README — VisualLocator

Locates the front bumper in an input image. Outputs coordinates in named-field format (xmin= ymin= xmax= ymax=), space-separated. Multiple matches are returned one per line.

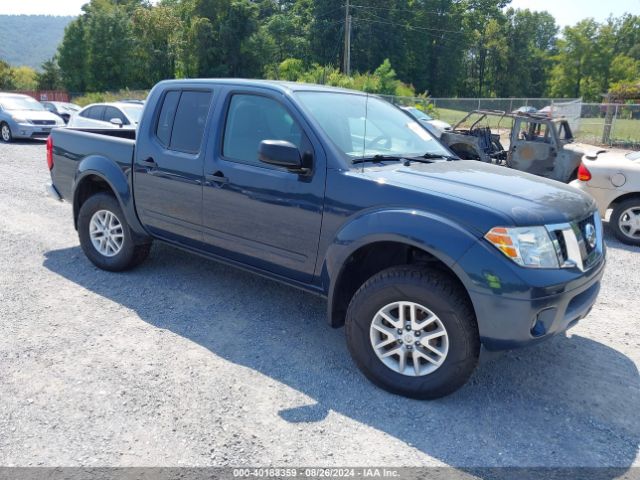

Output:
xmin=11 ymin=122 xmax=58 ymax=139
xmin=456 ymin=239 xmax=605 ymax=351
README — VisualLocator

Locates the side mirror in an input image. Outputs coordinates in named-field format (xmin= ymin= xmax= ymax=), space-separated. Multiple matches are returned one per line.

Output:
xmin=110 ymin=118 xmax=123 ymax=128
xmin=259 ymin=140 xmax=310 ymax=174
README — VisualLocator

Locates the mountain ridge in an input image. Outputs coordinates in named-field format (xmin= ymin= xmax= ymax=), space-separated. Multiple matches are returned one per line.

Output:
xmin=0 ymin=15 xmax=75 ymax=70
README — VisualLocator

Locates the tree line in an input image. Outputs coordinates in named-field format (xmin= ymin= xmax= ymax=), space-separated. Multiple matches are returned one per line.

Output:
xmin=5 ymin=0 xmax=640 ymax=101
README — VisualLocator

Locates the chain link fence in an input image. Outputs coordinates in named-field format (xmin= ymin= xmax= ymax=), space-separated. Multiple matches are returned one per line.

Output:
xmin=382 ymin=95 xmax=640 ymax=149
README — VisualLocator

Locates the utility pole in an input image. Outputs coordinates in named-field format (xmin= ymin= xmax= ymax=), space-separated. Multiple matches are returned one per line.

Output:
xmin=343 ymin=0 xmax=351 ymax=76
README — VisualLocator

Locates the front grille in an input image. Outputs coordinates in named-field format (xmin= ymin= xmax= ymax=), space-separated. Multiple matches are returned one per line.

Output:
xmin=30 ymin=120 xmax=55 ymax=126
xmin=547 ymin=212 xmax=603 ymax=271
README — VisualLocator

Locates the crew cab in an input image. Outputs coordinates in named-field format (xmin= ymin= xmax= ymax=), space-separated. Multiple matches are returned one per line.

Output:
xmin=46 ymin=80 xmax=605 ymax=399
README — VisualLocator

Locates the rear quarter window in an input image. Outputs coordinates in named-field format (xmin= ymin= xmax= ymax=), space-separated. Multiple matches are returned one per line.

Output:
xmin=155 ymin=90 xmax=212 ymax=154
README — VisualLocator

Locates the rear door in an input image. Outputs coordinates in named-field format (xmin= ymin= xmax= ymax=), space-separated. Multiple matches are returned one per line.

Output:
xmin=134 ymin=89 xmax=214 ymax=246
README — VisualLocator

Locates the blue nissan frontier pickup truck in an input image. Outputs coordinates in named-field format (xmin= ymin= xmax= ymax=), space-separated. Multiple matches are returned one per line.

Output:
xmin=46 ymin=79 xmax=605 ymax=398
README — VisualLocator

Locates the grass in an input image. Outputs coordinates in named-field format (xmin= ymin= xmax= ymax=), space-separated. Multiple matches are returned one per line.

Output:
xmin=433 ymin=108 xmax=640 ymax=147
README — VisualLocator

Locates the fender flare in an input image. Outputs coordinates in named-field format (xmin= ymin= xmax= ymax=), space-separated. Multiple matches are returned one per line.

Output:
xmin=320 ymin=208 xmax=480 ymax=326
xmin=72 ymin=155 xmax=148 ymax=238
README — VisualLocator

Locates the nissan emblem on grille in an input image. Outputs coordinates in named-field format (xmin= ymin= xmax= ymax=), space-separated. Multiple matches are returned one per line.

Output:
xmin=584 ymin=223 xmax=596 ymax=249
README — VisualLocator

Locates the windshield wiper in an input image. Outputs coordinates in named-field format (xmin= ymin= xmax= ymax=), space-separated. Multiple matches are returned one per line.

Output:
xmin=419 ymin=152 xmax=459 ymax=161
xmin=351 ymin=154 xmax=407 ymax=165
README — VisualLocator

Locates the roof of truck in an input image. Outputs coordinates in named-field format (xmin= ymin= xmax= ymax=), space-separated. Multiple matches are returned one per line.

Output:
xmin=155 ymin=78 xmax=365 ymax=95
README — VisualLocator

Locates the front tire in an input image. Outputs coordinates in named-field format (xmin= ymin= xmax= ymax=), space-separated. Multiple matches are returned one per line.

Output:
xmin=78 ymin=193 xmax=151 ymax=271
xmin=611 ymin=198 xmax=640 ymax=246
xmin=345 ymin=266 xmax=480 ymax=399
xmin=1 ymin=122 xmax=12 ymax=143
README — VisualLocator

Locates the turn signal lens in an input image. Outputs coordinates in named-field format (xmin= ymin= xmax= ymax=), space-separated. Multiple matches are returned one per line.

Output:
xmin=578 ymin=163 xmax=592 ymax=182
xmin=485 ymin=226 xmax=560 ymax=268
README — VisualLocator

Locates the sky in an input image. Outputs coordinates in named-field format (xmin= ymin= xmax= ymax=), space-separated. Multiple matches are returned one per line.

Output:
xmin=508 ymin=0 xmax=639 ymax=27
xmin=0 ymin=0 xmax=638 ymax=26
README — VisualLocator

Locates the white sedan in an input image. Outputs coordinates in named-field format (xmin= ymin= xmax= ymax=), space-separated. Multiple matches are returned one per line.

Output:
xmin=570 ymin=150 xmax=640 ymax=246
xmin=68 ymin=102 xmax=144 ymax=129
xmin=401 ymin=107 xmax=452 ymax=138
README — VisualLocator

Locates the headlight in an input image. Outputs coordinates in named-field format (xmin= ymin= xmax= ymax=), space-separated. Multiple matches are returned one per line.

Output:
xmin=11 ymin=115 xmax=28 ymax=123
xmin=485 ymin=226 xmax=559 ymax=268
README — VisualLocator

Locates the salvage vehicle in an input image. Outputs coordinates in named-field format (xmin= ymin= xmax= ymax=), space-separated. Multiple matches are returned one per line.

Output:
xmin=571 ymin=150 xmax=640 ymax=246
xmin=0 ymin=93 xmax=65 ymax=142
xmin=46 ymin=80 xmax=605 ymax=399
xmin=440 ymin=110 xmax=586 ymax=183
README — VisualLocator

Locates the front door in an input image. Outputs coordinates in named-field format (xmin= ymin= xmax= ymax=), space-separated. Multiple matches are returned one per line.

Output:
xmin=201 ymin=90 xmax=325 ymax=283
xmin=508 ymin=119 xmax=557 ymax=177
xmin=134 ymin=89 xmax=213 ymax=246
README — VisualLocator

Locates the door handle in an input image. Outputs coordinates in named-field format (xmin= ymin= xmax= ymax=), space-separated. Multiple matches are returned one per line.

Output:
xmin=140 ymin=157 xmax=157 ymax=168
xmin=206 ymin=171 xmax=229 ymax=185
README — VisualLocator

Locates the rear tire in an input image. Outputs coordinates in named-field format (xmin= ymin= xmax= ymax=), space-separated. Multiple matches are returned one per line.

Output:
xmin=610 ymin=198 xmax=640 ymax=246
xmin=78 ymin=193 xmax=151 ymax=271
xmin=345 ymin=266 xmax=480 ymax=399
xmin=1 ymin=122 xmax=12 ymax=143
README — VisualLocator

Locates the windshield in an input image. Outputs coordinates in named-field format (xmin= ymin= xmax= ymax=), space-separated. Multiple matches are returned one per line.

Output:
xmin=626 ymin=151 xmax=640 ymax=161
xmin=295 ymin=92 xmax=451 ymax=161
xmin=120 ymin=105 xmax=143 ymax=123
xmin=0 ymin=96 xmax=45 ymax=111
xmin=59 ymin=103 xmax=80 ymax=112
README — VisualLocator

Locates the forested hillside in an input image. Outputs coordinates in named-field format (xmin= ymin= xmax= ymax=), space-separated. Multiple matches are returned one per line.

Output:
xmin=0 ymin=15 xmax=75 ymax=70
xmin=52 ymin=0 xmax=639 ymax=100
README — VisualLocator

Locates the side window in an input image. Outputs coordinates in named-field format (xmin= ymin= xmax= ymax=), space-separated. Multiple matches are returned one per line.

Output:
xmin=85 ymin=106 xmax=105 ymax=120
xmin=223 ymin=94 xmax=303 ymax=165
xmin=103 ymin=106 xmax=128 ymax=125
xmin=155 ymin=91 xmax=180 ymax=147
xmin=168 ymin=91 xmax=212 ymax=154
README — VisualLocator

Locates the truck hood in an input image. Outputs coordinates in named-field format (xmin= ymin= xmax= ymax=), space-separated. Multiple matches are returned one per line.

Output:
xmin=364 ymin=160 xmax=596 ymax=226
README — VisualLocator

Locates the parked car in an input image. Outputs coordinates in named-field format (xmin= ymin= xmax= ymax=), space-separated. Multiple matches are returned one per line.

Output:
xmin=400 ymin=106 xmax=452 ymax=138
xmin=571 ymin=150 xmax=640 ymax=245
xmin=67 ymin=102 xmax=144 ymax=129
xmin=513 ymin=106 xmax=538 ymax=114
xmin=440 ymin=109 xmax=585 ymax=183
xmin=46 ymin=80 xmax=605 ymax=399
xmin=41 ymin=101 xmax=81 ymax=124
xmin=0 ymin=93 xmax=64 ymax=143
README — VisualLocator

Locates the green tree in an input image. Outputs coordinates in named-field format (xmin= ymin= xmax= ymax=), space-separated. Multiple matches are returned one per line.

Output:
xmin=11 ymin=66 xmax=38 ymax=90
xmin=131 ymin=4 xmax=182 ymax=87
xmin=0 ymin=60 xmax=15 ymax=90
xmin=57 ymin=17 xmax=87 ymax=92
xmin=37 ymin=58 xmax=63 ymax=90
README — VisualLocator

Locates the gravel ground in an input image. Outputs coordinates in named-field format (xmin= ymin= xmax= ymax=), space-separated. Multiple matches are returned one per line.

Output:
xmin=0 ymin=141 xmax=638 ymax=469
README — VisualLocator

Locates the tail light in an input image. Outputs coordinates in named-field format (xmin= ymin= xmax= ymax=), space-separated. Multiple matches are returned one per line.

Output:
xmin=46 ymin=135 xmax=53 ymax=170
xmin=578 ymin=163 xmax=591 ymax=182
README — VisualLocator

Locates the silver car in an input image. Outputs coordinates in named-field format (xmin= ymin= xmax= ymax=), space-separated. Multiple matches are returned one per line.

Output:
xmin=401 ymin=106 xmax=452 ymax=138
xmin=67 ymin=102 xmax=144 ymax=129
xmin=0 ymin=93 xmax=65 ymax=143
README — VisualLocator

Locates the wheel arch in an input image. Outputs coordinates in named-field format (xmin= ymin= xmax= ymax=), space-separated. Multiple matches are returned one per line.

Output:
xmin=608 ymin=191 xmax=640 ymax=211
xmin=321 ymin=209 xmax=480 ymax=328
xmin=72 ymin=155 xmax=148 ymax=240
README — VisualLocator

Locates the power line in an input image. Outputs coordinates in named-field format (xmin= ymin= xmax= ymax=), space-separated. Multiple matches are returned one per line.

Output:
xmin=349 ymin=4 xmax=465 ymax=19
xmin=350 ymin=7 xmax=465 ymax=35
